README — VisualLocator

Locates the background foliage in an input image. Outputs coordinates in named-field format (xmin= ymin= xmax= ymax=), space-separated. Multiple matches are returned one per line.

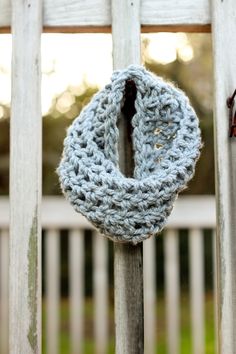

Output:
xmin=0 ymin=34 xmax=213 ymax=195
xmin=0 ymin=33 xmax=214 ymax=297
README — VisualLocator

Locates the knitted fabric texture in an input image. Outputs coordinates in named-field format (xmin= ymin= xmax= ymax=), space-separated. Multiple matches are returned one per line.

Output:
xmin=58 ymin=65 xmax=201 ymax=244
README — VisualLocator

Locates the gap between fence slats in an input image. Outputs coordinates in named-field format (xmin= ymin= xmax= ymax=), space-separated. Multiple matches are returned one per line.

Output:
xmin=46 ymin=229 xmax=60 ymax=354
xmin=69 ymin=229 xmax=84 ymax=354
xmin=0 ymin=229 xmax=9 ymax=354
xmin=143 ymin=237 xmax=156 ymax=354
xmin=164 ymin=229 xmax=180 ymax=354
xmin=93 ymin=233 xmax=108 ymax=354
xmin=189 ymin=229 xmax=205 ymax=354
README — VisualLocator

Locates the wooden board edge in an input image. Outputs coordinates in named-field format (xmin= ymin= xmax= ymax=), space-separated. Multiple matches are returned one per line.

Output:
xmin=0 ymin=24 xmax=211 ymax=34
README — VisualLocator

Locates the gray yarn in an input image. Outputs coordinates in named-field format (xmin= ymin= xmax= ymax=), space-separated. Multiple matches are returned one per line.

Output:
xmin=58 ymin=65 xmax=201 ymax=244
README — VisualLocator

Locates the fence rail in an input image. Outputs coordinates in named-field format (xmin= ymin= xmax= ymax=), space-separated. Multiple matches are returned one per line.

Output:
xmin=0 ymin=195 xmax=216 ymax=229
xmin=0 ymin=196 xmax=216 ymax=354
xmin=0 ymin=0 xmax=211 ymax=32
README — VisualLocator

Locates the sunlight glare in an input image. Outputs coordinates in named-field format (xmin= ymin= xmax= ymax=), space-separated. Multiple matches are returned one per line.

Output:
xmin=41 ymin=34 xmax=112 ymax=115
xmin=144 ymin=33 xmax=193 ymax=65
xmin=0 ymin=33 xmax=194 ymax=116
xmin=145 ymin=33 xmax=178 ymax=64
xmin=178 ymin=44 xmax=194 ymax=62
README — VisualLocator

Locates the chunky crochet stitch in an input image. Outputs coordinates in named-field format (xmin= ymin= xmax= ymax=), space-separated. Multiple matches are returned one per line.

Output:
xmin=58 ymin=65 xmax=201 ymax=244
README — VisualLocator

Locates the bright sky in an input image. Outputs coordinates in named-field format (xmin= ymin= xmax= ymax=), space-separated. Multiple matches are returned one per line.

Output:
xmin=0 ymin=33 xmax=193 ymax=118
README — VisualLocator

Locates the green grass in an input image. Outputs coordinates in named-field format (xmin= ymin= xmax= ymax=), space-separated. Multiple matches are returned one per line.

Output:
xmin=42 ymin=292 xmax=215 ymax=354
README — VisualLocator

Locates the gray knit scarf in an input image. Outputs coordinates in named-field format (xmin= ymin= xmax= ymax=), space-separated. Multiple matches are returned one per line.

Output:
xmin=58 ymin=65 xmax=201 ymax=244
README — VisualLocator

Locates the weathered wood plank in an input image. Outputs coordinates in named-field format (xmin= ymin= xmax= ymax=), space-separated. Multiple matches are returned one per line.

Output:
xmin=0 ymin=229 xmax=9 ymax=354
xmin=113 ymin=243 xmax=144 ymax=354
xmin=69 ymin=229 xmax=84 ymax=354
xmin=141 ymin=0 xmax=210 ymax=26
xmin=0 ymin=196 xmax=216 ymax=229
xmin=9 ymin=0 xmax=42 ymax=352
xmin=46 ymin=229 xmax=60 ymax=354
xmin=112 ymin=1 xmax=144 ymax=353
xmin=164 ymin=229 xmax=180 ymax=354
xmin=211 ymin=1 xmax=236 ymax=352
xmin=93 ymin=233 xmax=108 ymax=354
xmin=189 ymin=229 xmax=205 ymax=354
xmin=143 ymin=237 xmax=156 ymax=354
xmin=0 ymin=0 xmax=210 ymax=31
xmin=212 ymin=230 xmax=219 ymax=354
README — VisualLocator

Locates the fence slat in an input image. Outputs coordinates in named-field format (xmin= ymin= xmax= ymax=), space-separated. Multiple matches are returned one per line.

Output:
xmin=93 ymin=233 xmax=108 ymax=354
xmin=143 ymin=237 xmax=156 ymax=354
xmin=69 ymin=229 xmax=84 ymax=354
xmin=212 ymin=230 xmax=218 ymax=354
xmin=189 ymin=229 xmax=205 ymax=354
xmin=112 ymin=1 xmax=144 ymax=353
xmin=9 ymin=0 xmax=42 ymax=352
xmin=0 ymin=229 xmax=9 ymax=354
xmin=164 ymin=229 xmax=180 ymax=354
xmin=46 ymin=229 xmax=60 ymax=354
xmin=211 ymin=1 xmax=236 ymax=352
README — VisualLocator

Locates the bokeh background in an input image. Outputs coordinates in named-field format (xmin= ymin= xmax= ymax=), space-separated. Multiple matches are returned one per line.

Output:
xmin=0 ymin=33 xmax=215 ymax=353
xmin=0 ymin=33 xmax=214 ymax=196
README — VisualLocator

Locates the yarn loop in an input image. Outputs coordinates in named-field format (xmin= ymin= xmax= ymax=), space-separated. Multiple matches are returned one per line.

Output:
xmin=58 ymin=65 xmax=201 ymax=244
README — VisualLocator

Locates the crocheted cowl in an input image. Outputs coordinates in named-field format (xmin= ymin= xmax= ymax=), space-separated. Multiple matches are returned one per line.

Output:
xmin=58 ymin=65 xmax=201 ymax=244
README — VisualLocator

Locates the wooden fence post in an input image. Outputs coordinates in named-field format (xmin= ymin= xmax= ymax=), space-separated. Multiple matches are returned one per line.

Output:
xmin=112 ymin=1 xmax=144 ymax=353
xmin=9 ymin=0 xmax=42 ymax=352
xmin=212 ymin=1 xmax=236 ymax=352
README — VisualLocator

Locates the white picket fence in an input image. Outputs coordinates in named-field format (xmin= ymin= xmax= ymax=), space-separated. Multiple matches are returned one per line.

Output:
xmin=0 ymin=195 xmax=216 ymax=354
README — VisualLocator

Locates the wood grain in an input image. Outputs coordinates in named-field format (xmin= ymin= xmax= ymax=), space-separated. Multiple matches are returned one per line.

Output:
xmin=0 ymin=0 xmax=11 ymax=27
xmin=211 ymin=0 xmax=236 ymax=352
xmin=112 ymin=1 xmax=144 ymax=353
xmin=141 ymin=0 xmax=210 ymax=26
xmin=0 ymin=0 xmax=210 ymax=31
xmin=9 ymin=0 xmax=42 ymax=352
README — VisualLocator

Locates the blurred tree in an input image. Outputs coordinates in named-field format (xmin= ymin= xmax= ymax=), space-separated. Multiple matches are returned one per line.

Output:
xmin=0 ymin=34 xmax=214 ymax=196
xmin=42 ymin=86 xmax=98 ymax=194
xmin=0 ymin=33 xmax=215 ymax=292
